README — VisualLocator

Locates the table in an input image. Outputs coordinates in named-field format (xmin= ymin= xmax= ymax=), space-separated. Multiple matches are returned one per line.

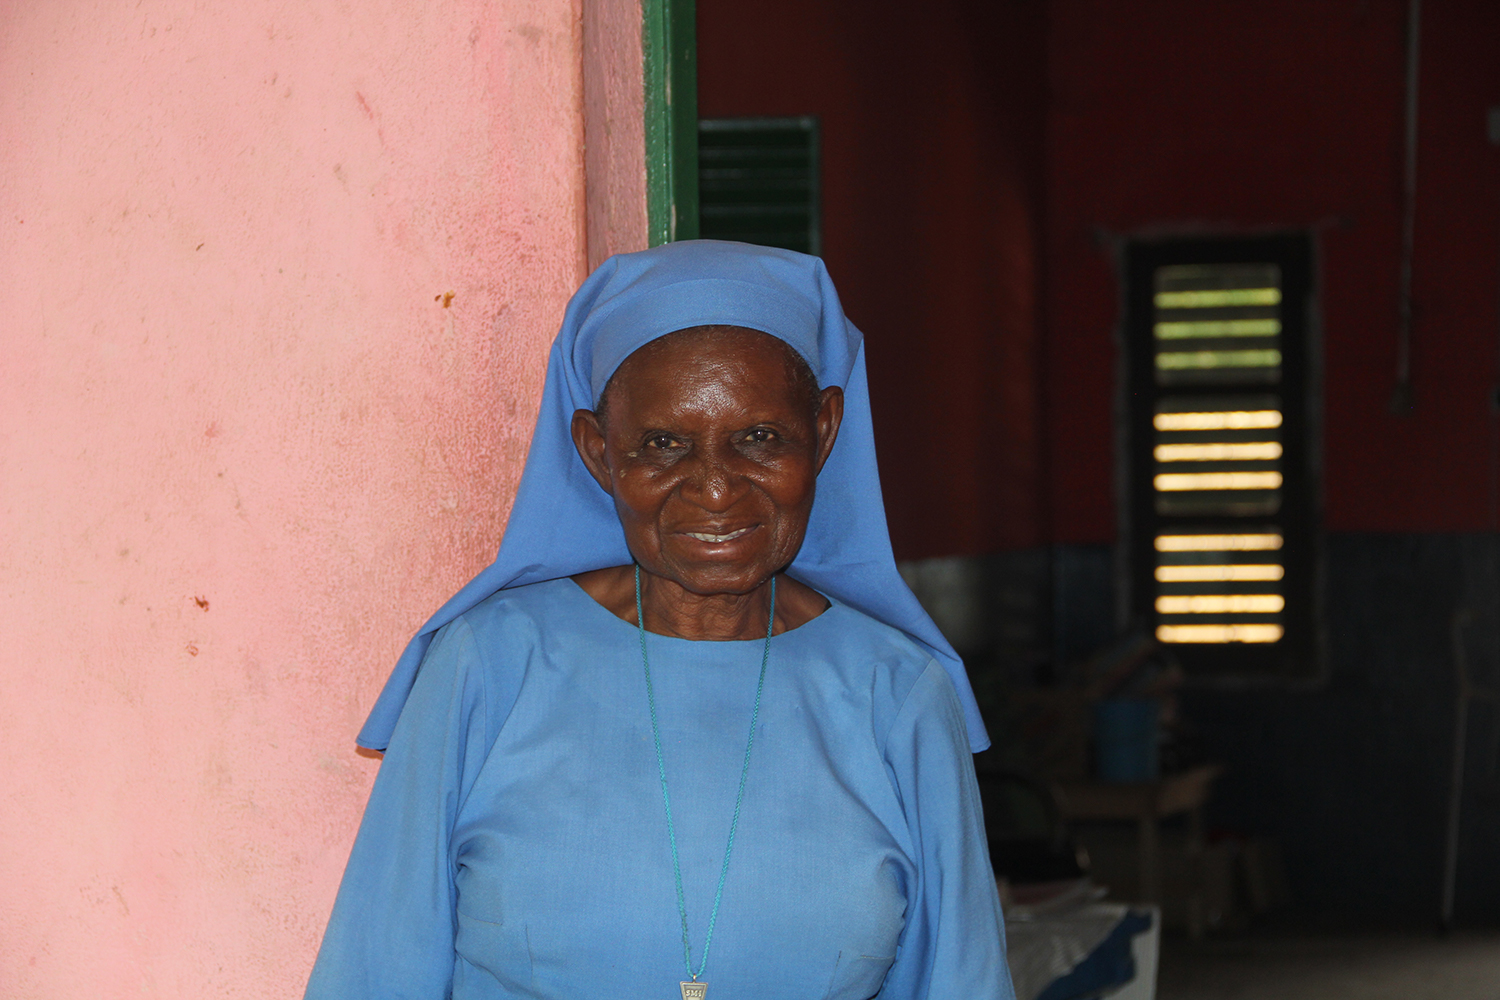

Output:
xmin=1004 ymin=903 xmax=1159 ymax=1000
xmin=1055 ymin=765 xmax=1222 ymax=938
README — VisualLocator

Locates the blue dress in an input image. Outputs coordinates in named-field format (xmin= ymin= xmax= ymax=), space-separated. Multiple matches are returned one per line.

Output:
xmin=306 ymin=578 xmax=1013 ymax=1000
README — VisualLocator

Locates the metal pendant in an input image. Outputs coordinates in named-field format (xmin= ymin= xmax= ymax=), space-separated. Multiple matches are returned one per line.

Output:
xmin=680 ymin=981 xmax=707 ymax=1000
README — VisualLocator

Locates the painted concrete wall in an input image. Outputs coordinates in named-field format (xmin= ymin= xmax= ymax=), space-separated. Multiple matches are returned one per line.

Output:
xmin=1044 ymin=0 xmax=1500 ymax=541
xmin=583 ymin=0 xmax=647 ymax=268
xmin=705 ymin=0 xmax=1500 ymax=555
xmin=0 ymin=0 xmax=639 ymax=994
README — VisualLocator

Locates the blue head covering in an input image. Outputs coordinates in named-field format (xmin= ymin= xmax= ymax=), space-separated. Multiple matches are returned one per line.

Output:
xmin=358 ymin=240 xmax=989 ymax=752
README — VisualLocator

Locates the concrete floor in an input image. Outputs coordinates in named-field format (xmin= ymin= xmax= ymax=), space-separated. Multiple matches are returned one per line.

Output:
xmin=1156 ymin=929 xmax=1500 ymax=1000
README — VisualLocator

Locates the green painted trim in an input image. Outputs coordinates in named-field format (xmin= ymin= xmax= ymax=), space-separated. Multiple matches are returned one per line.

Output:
xmin=642 ymin=0 xmax=698 ymax=245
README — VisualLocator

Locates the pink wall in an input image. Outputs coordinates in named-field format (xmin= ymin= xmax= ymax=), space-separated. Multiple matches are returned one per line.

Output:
xmin=583 ymin=0 xmax=648 ymax=268
xmin=0 ymin=0 xmax=641 ymax=995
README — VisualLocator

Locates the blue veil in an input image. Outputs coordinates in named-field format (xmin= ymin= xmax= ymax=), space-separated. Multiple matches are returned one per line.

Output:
xmin=358 ymin=240 xmax=989 ymax=752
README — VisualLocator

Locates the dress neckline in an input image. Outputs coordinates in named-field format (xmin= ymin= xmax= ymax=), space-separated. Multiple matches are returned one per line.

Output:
xmin=562 ymin=574 xmax=838 ymax=646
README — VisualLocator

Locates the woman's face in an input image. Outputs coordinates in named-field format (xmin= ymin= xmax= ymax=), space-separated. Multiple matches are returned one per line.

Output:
xmin=572 ymin=327 xmax=843 ymax=597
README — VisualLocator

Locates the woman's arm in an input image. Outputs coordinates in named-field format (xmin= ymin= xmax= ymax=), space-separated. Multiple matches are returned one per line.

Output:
xmin=879 ymin=663 xmax=1016 ymax=1000
xmin=304 ymin=618 xmax=495 ymax=1000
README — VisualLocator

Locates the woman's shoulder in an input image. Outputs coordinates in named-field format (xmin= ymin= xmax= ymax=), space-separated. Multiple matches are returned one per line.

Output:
xmin=797 ymin=598 xmax=943 ymax=695
xmin=416 ymin=578 xmax=606 ymax=711
xmin=812 ymin=598 xmax=929 ymax=654
xmin=445 ymin=576 xmax=588 ymax=641
xmin=794 ymin=600 xmax=970 ymax=755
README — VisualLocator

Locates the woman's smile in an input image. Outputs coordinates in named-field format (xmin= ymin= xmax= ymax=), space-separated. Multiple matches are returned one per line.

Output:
xmin=679 ymin=524 xmax=757 ymax=544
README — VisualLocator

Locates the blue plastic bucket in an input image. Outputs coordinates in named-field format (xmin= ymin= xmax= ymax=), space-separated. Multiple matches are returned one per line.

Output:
xmin=1093 ymin=698 xmax=1161 ymax=783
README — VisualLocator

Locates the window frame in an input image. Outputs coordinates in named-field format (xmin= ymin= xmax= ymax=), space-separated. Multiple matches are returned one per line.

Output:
xmin=1121 ymin=233 xmax=1323 ymax=681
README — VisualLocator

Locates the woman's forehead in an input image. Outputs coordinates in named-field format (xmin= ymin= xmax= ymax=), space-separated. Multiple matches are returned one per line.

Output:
xmin=635 ymin=324 xmax=805 ymax=366
xmin=615 ymin=328 xmax=794 ymax=388
xmin=628 ymin=325 xmax=782 ymax=360
xmin=599 ymin=327 xmax=819 ymax=420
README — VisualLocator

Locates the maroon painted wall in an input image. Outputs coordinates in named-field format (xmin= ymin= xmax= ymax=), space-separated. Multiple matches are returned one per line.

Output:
xmin=1045 ymin=0 xmax=1500 ymax=542
xmin=702 ymin=0 xmax=1500 ymax=554
xmin=699 ymin=0 xmax=1050 ymax=559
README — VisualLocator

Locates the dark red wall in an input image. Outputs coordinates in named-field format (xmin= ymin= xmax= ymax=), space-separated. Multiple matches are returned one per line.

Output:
xmin=1045 ymin=0 xmax=1500 ymax=541
xmin=699 ymin=0 xmax=1050 ymax=559
xmin=701 ymin=0 xmax=1500 ymax=554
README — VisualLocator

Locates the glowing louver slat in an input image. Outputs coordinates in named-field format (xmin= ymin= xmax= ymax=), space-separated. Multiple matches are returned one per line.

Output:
xmin=1154 ymin=319 xmax=1281 ymax=339
xmin=1155 ymin=534 xmax=1283 ymax=552
xmin=1154 ymin=442 xmax=1282 ymax=462
xmin=1156 ymin=349 xmax=1281 ymax=371
xmin=1154 ymin=410 xmax=1281 ymax=431
xmin=1155 ymin=287 xmax=1281 ymax=308
xmin=1154 ymin=471 xmax=1284 ymax=492
xmin=1157 ymin=624 xmax=1283 ymax=643
xmin=1155 ymin=564 xmax=1284 ymax=582
xmin=1156 ymin=594 xmax=1286 ymax=614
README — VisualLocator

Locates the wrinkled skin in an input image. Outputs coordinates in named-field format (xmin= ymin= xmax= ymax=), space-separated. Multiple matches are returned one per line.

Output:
xmin=571 ymin=326 xmax=844 ymax=641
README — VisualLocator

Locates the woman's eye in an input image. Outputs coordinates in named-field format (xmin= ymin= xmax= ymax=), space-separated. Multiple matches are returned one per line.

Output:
xmin=744 ymin=428 xmax=779 ymax=444
xmin=645 ymin=434 xmax=680 ymax=450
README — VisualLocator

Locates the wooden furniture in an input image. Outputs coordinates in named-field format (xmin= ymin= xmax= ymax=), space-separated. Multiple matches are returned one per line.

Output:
xmin=1055 ymin=765 xmax=1222 ymax=938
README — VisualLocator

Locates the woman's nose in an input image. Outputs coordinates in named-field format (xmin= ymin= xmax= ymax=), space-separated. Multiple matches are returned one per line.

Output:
xmin=682 ymin=450 xmax=744 ymax=510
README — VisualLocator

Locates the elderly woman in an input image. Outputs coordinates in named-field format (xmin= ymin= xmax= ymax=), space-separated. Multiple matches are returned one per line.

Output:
xmin=305 ymin=241 xmax=1014 ymax=1000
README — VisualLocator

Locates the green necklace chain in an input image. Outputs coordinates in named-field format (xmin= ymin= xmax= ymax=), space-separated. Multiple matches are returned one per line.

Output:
xmin=635 ymin=564 xmax=774 ymax=991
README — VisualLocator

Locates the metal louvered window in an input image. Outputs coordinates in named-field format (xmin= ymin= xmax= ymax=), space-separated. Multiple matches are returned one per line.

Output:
xmin=697 ymin=117 xmax=820 ymax=256
xmin=1125 ymin=236 xmax=1318 ymax=678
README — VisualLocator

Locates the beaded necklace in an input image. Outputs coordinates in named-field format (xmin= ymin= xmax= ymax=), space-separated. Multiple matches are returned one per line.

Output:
xmin=635 ymin=564 xmax=774 ymax=1000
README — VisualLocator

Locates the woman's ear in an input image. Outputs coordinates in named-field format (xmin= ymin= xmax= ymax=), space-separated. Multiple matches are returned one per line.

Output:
xmin=813 ymin=386 xmax=844 ymax=475
xmin=571 ymin=408 xmax=614 ymax=495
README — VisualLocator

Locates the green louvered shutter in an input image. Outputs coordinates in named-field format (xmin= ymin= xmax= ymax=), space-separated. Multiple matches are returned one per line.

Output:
xmin=697 ymin=117 xmax=820 ymax=256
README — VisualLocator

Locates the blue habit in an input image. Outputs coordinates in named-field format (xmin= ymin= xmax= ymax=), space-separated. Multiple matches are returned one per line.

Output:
xmin=305 ymin=579 xmax=1013 ymax=1000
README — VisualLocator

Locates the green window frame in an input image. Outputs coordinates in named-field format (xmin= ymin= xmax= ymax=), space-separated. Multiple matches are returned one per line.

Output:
xmin=643 ymin=0 xmax=698 ymax=245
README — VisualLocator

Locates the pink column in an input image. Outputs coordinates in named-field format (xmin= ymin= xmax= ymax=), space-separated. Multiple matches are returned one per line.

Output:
xmin=0 ymin=0 xmax=640 ymax=995
xmin=584 ymin=0 xmax=649 ymax=267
